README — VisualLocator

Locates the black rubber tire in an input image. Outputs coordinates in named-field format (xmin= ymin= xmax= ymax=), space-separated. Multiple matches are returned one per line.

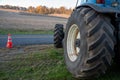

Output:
xmin=54 ymin=24 xmax=64 ymax=48
xmin=64 ymin=7 xmax=115 ymax=79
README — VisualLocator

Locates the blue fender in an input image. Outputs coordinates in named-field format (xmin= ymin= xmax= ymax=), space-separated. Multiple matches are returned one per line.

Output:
xmin=77 ymin=3 xmax=120 ymax=13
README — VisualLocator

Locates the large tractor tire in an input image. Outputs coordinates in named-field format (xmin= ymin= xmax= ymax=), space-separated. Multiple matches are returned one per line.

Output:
xmin=64 ymin=7 xmax=115 ymax=79
xmin=54 ymin=24 xmax=64 ymax=48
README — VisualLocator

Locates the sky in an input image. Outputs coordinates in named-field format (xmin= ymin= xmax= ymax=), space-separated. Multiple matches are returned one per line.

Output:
xmin=0 ymin=0 xmax=77 ymax=8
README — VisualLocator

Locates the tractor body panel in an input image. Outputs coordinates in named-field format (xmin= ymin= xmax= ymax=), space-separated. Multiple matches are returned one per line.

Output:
xmin=77 ymin=0 xmax=120 ymax=13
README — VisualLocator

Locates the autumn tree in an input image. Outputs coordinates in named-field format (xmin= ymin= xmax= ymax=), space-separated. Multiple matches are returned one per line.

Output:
xmin=28 ymin=6 xmax=35 ymax=13
xmin=49 ymin=7 xmax=55 ymax=14
xmin=42 ymin=6 xmax=49 ymax=14
xmin=59 ymin=6 xmax=66 ymax=14
xmin=35 ymin=6 xmax=42 ymax=13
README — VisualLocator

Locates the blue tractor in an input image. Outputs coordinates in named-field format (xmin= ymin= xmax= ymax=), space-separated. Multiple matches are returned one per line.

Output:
xmin=54 ymin=0 xmax=120 ymax=79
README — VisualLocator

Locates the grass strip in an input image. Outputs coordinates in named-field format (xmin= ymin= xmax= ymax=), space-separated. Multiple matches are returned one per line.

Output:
xmin=0 ymin=28 xmax=53 ymax=35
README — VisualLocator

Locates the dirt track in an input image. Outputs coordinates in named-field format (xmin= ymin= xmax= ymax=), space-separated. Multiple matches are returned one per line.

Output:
xmin=0 ymin=10 xmax=67 ymax=30
xmin=0 ymin=44 xmax=51 ymax=62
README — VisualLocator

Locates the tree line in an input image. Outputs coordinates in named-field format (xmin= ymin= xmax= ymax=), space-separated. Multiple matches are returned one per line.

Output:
xmin=28 ymin=5 xmax=72 ymax=15
xmin=0 ymin=5 xmax=27 ymax=11
xmin=0 ymin=5 xmax=73 ymax=15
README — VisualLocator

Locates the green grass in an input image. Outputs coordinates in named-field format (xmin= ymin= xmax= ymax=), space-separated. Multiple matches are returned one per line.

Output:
xmin=0 ymin=46 xmax=120 ymax=80
xmin=0 ymin=47 xmax=75 ymax=80
xmin=0 ymin=28 xmax=53 ymax=35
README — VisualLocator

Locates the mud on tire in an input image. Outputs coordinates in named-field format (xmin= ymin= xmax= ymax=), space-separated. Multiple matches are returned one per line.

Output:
xmin=64 ymin=7 xmax=115 ymax=79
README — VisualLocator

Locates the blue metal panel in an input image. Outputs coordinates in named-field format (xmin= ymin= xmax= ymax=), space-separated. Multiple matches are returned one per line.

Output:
xmin=79 ymin=0 xmax=105 ymax=7
xmin=105 ymin=0 xmax=111 ymax=6
xmin=78 ymin=0 xmax=120 ymax=13
xmin=79 ymin=0 xmax=120 ymax=8
xmin=79 ymin=0 xmax=117 ymax=7
xmin=80 ymin=0 xmax=96 ymax=4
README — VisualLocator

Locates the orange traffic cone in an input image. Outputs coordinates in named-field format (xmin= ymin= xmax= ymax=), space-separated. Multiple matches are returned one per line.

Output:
xmin=6 ymin=34 xmax=13 ymax=48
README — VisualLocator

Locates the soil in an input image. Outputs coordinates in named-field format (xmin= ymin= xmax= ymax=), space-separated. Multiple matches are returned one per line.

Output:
xmin=0 ymin=9 xmax=67 ymax=30
xmin=0 ymin=45 xmax=51 ymax=62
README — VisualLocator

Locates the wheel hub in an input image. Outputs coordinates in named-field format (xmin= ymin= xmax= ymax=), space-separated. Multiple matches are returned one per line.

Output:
xmin=75 ymin=39 xmax=81 ymax=47
xmin=67 ymin=24 xmax=81 ymax=62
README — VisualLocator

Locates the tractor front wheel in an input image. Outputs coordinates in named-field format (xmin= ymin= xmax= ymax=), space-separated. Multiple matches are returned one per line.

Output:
xmin=54 ymin=24 xmax=64 ymax=48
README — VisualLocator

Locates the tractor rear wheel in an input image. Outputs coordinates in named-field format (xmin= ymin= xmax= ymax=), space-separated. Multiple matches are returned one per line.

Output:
xmin=64 ymin=7 xmax=115 ymax=79
xmin=54 ymin=24 xmax=64 ymax=48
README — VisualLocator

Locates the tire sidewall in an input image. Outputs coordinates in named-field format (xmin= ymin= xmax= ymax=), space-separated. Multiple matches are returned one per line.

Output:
xmin=64 ymin=10 xmax=88 ymax=73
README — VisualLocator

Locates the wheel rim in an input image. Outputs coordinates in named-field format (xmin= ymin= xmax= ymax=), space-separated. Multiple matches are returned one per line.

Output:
xmin=67 ymin=24 xmax=81 ymax=62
